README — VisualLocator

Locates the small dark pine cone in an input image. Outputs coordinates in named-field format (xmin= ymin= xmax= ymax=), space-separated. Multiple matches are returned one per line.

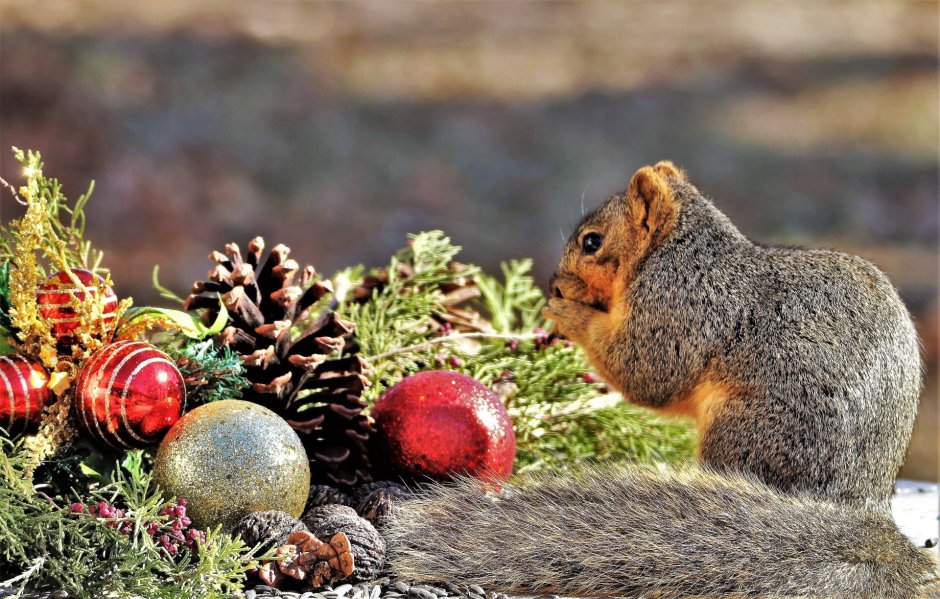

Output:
xmin=303 ymin=510 xmax=386 ymax=582
xmin=302 ymin=503 xmax=359 ymax=527
xmin=350 ymin=480 xmax=412 ymax=506
xmin=232 ymin=510 xmax=307 ymax=551
xmin=356 ymin=488 xmax=402 ymax=530
xmin=354 ymin=482 xmax=413 ymax=530
xmin=308 ymin=484 xmax=355 ymax=509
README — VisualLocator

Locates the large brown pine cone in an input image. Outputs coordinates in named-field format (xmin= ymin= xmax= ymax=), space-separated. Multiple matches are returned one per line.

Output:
xmin=184 ymin=237 xmax=374 ymax=488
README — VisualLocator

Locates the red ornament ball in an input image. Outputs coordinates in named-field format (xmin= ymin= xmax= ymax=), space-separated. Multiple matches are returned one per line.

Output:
xmin=0 ymin=355 xmax=52 ymax=433
xmin=37 ymin=269 xmax=118 ymax=344
xmin=371 ymin=370 xmax=515 ymax=481
xmin=74 ymin=341 xmax=185 ymax=449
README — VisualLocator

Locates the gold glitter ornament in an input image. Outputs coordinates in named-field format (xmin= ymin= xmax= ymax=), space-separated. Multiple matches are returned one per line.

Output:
xmin=153 ymin=400 xmax=311 ymax=533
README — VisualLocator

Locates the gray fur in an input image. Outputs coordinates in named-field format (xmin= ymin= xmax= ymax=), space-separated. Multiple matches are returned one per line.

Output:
xmin=384 ymin=177 xmax=939 ymax=597
xmin=386 ymin=465 xmax=937 ymax=597
xmin=618 ymin=179 xmax=922 ymax=508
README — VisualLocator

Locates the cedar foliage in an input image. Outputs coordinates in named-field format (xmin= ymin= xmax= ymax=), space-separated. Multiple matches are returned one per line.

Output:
xmin=335 ymin=231 xmax=697 ymax=473
xmin=0 ymin=440 xmax=262 ymax=598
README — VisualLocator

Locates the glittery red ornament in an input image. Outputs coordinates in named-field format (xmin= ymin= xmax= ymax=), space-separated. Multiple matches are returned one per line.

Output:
xmin=74 ymin=341 xmax=185 ymax=449
xmin=37 ymin=269 xmax=118 ymax=344
xmin=371 ymin=370 xmax=515 ymax=481
xmin=0 ymin=355 xmax=52 ymax=434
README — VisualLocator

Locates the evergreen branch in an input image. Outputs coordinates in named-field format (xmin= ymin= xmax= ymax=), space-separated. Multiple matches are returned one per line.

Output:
xmin=364 ymin=331 xmax=538 ymax=363
xmin=342 ymin=231 xmax=696 ymax=472
xmin=473 ymin=259 xmax=546 ymax=333
xmin=0 ymin=440 xmax=260 ymax=598
xmin=0 ymin=556 xmax=44 ymax=588
xmin=335 ymin=231 xmax=483 ymax=402
xmin=164 ymin=340 xmax=248 ymax=406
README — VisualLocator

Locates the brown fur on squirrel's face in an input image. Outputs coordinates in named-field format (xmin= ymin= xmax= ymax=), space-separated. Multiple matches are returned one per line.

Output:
xmin=549 ymin=161 xmax=685 ymax=313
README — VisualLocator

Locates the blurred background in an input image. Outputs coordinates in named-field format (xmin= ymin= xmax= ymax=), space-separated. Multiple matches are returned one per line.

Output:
xmin=0 ymin=1 xmax=936 ymax=479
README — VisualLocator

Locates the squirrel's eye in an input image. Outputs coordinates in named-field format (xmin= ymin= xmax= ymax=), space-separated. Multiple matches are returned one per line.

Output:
xmin=581 ymin=232 xmax=603 ymax=254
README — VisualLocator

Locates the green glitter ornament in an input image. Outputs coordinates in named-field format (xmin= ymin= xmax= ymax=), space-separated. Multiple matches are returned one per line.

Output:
xmin=153 ymin=400 xmax=311 ymax=533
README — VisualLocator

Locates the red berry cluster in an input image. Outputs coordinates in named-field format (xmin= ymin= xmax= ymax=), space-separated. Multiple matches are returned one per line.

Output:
xmin=70 ymin=500 xmax=134 ymax=534
xmin=154 ymin=500 xmax=206 ymax=555
xmin=532 ymin=327 xmax=572 ymax=350
xmin=69 ymin=498 xmax=206 ymax=557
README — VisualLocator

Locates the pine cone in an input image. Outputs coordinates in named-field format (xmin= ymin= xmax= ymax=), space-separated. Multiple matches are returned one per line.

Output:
xmin=232 ymin=510 xmax=307 ymax=551
xmin=356 ymin=485 xmax=412 ymax=530
xmin=308 ymin=484 xmax=355 ymax=508
xmin=185 ymin=238 xmax=374 ymax=488
xmin=350 ymin=480 xmax=411 ymax=505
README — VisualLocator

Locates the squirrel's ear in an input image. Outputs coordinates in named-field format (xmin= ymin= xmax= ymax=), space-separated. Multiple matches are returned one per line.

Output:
xmin=652 ymin=160 xmax=687 ymax=182
xmin=625 ymin=165 xmax=679 ymax=238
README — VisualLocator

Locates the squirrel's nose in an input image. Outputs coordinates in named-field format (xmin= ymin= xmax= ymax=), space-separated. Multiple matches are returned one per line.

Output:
xmin=549 ymin=274 xmax=563 ymax=299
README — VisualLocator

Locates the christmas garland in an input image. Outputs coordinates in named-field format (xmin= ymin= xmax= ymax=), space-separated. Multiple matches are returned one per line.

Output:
xmin=0 ymin=148 xmax=695 ymax=597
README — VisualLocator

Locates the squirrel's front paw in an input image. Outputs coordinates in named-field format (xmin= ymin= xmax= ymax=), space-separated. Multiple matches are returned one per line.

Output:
xmin=542 ymin=298 xmax=601 ymax=343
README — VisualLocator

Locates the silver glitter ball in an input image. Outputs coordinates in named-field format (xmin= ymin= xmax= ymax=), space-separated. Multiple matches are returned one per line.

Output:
xmin=153 ymin=400 xmax=311 ymax=533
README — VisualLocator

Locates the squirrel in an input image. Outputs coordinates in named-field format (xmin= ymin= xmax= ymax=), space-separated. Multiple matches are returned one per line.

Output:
xmin=383 ymin=162 xmax=940 ymax=598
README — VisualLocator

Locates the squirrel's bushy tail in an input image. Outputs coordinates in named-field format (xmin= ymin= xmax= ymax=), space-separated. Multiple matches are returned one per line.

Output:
xmin=385 ymin=464 xmax=938 ymax=598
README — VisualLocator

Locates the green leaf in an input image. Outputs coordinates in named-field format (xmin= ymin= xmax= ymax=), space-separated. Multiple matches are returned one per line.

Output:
xmin=121 ymin=303 xmax=229 ymax=340
xmin=151 ymin=265 xmax=185 ymax=304
xmin=78 ymin=462 xmax=102 ymax=479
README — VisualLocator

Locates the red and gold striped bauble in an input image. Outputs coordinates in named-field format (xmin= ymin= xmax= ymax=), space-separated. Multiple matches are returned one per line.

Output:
xmin=0 ymin=355 xmax=51 ymax=434
xmin=74 ymin=341 xmax=185 ymax=449
xmin=36 ymin=269 xmax=118 ymax=344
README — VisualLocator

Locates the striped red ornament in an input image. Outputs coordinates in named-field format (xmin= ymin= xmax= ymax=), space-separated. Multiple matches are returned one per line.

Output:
xmin=74 ymin=341 xmax=186 ymax=449
xmin=0 ymin=355 xmax=51 ymax=434
xmin=36 ymin=269 xmax=118 ymax=344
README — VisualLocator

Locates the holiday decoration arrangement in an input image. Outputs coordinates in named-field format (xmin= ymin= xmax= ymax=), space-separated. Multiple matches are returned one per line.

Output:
xmin=0 ymin=148 xmax=695 ymax=599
